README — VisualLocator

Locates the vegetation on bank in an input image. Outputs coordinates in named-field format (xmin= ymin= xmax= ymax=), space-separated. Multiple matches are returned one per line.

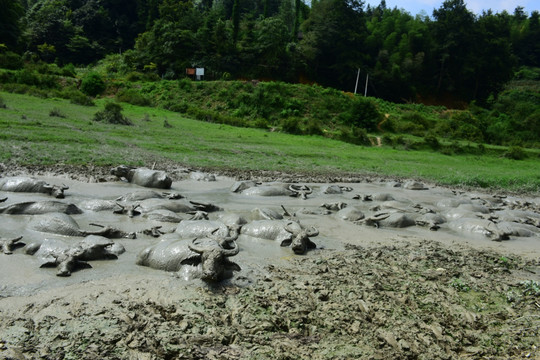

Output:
xmin=1 ymin=90 xmax=539 ymax=192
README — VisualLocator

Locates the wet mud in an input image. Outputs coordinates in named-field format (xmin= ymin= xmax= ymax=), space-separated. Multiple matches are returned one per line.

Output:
xmin=0 ymin=166 xmax=539 ymax=359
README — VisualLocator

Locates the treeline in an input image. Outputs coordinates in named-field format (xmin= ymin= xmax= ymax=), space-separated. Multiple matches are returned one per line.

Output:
xmin=0 ymin=0 xmax=539 ymax=104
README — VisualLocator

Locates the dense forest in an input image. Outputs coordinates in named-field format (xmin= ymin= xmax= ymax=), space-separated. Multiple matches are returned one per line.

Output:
xmin=0 ymin=0 xmax=538 ymax=105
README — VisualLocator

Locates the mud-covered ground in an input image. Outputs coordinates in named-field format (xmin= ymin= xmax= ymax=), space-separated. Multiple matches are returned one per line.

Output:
xmin=0 ymin=164 xmax=539 ymax=359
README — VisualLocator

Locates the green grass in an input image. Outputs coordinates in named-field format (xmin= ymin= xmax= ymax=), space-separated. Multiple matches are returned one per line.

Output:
xmin=1 ymin=91 xmax=540 ymax=192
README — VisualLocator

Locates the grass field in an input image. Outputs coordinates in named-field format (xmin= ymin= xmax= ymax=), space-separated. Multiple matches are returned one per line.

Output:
xmin=1 ymin=91 xmax=539 ymax=192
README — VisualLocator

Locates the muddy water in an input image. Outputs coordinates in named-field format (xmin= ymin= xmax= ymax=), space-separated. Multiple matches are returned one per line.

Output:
xmin=1 ymin=174 xmax=539 ymax=299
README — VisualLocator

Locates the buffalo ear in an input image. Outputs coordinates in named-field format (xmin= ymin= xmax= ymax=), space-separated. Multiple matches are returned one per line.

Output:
xmin=280 ymin=239 xmax=292 ymax=247
xmin=307 ymin=239 xmax=317 ymax=249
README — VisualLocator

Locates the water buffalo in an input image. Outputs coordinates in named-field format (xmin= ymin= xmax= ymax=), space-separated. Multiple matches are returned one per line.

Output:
xmin=24 ymin=236 xmax=125 ymax=276
xmin=335 ymin=207 xmax=365 ymax=222
xmin=289 ymin=184 xmax=313 ymax=199
xmin=321 ymin=185 xmax=353 ymax=194
xmin=115 ymin=190 xmax=183 ymax=201
xmin=143 ymin=209 xmax=183 ymax=223
xmin=136 ymin=235 xmax=241 ymax=282
xmin=447 ymin=218 xmax=510 ymax=241
xmin=0 ymin=201 xmax=82 ymax=215
xmin=0 ymin=236 xmax=25 ymax=254
xmin=29 ymin=213 xmax=136 ymax=239
xmin=240 ymin=220 xmax=302 ymax=246
xmin=0 ymin=177 xmax=69 ymax=198
xmin=113 ymin=202 xmax=141 ymax=218
xmin=281 ymin=224 xmax=319 ymax=254
xmin=241 ymin=184 xmax=294 ymax=197
xmin=110 ymin=165 xmax=172 ymax=189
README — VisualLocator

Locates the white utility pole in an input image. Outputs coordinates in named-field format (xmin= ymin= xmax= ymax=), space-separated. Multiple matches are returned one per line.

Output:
xmin=364 ymin=73 xmax=369 ymax=97
xmin=354 ymin=68 xmax=360 ymax=94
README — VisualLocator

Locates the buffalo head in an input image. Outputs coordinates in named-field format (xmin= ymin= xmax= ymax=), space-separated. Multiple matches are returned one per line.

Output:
xmin=282 ymin=223 xmax=319 ymax=255
xmin=289 ymin=184 xmax=313 ymax=200
xmin=188 ymin=239 xmax=240 ymax=282
xmin=43 ymin=184 xmax=69 ymax=198
xmin=110 ymin=165 xmax=134 ymax=179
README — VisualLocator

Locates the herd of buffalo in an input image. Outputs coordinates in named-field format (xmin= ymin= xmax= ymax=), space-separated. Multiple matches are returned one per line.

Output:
xmin=1 ymin=165 xmax=539 ymax=283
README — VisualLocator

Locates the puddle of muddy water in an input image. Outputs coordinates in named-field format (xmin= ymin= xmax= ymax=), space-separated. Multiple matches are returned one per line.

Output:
xmin=1 ymin=174 xmax=539 ymax=298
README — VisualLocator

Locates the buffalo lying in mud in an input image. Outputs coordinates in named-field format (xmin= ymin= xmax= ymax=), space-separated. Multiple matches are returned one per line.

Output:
xmin=0 ymin=177 xmax=69 ymax=198
xmin=110 ymin=165 xmax=172 ymax=189
xmin=29 ymin=213 xmax=136 ymax=239
xmin=240 ymin=220 xmax=319 ymax=254
xmin=136 ymin=234 xmax=241 ymax=282
xmin=0 ymin=201 xmax=82 ymax=215
xmin=24 ymin=236 xmax=125 ymax=276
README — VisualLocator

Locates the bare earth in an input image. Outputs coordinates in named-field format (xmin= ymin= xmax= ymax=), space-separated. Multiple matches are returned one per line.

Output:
xmin=0 ymin=165 xmax=539 ymax=360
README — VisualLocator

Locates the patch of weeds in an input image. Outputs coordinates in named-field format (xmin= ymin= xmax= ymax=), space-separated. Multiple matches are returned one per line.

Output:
xmin=93 ymin=102 xmax=132 ymax=125
xmin=0 ymin=96 xmax=6 ymax=109
xmin=163 ymin=119 xmax=172 ymax=128
xmin=450 ymin=278 xmax=471 ymax=292
xmin=504 ymin=146 xmax=528 ymax=160
xmin=49 ymin=107 xmax=66 ymax=118
xmin=142 ymin=113 xmax=151 ymax=122
xmin=519 ymin=280 xmax=540 ymax=296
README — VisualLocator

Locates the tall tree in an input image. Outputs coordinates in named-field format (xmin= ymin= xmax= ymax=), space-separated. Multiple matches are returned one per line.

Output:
xmin=431 ymin=0 xmax=476 ymax=99
xmin=0 ymin=0 xmax=25 ymax=49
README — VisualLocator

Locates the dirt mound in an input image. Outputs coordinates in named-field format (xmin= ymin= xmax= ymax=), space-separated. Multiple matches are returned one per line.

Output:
xmin=1 ymin=241 xmax=538 ymax=359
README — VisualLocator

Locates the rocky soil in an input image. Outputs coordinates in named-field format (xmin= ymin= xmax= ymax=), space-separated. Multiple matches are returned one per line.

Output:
xmin=0 ymin=165 xmax=539 ymax=359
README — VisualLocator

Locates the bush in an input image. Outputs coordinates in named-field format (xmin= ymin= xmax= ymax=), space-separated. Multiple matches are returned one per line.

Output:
xmin=280 ymin=117 xmax=303 ymax=135
xmin=339 ymin=126 xmax=370 ymax=146
xmin=116 ymin=88 xmax=152 ymax=106
xmin=423 ymin=134 xmax=440 ymax=150
xmin=341 ymin=97 xmax=382 ymax=131
xmin=49 ymin=107 xmax=65 ymax=118
xmin=304 ymin=118 xmax=324 ymax=136
xmin=93 ymin=102 xmax=132 ymax=125
xmin=504 ymin=146 xmax=527 ymax=160
xmin=0 ymin=51 xmax=23 ymax=70
xmin=81 ymin=72 xmax=105 ymax=97
xmin=67 ymin=90 xmax=95 ymax=106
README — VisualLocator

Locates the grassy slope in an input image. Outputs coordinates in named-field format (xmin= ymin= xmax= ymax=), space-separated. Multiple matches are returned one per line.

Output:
xmin=1 ymin=91 xmax=539 ymax=192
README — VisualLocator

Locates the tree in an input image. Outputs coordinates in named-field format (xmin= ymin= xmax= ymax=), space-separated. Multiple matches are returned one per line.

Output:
xmin=431 ymin=0 xmax=476 ymax=100
xmin=0 ymin=0 xmax=25 ymax=49
xmin=299 ymin=0 xmax=368 ymax=89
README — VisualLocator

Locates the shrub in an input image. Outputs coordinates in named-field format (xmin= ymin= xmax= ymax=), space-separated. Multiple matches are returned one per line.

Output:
xmin=341 ymin=97 xmax=381 ymax=131
xmin=280 ymin=117 xmax=303 ymax=135
xmin=68 ymin=90 xmax=95 ymax=106
xmin=0 ymin=51 xmax=23 ymax=70
xmin=116 ymin=88 xmax=152 ymax=106
xmin=339 ymin=126 xmax=370 ymax=145
xmin=93 ymin=102 xmax=132 ymax=125
xmin=81 ymin=72 xmax=105 ymax=97
xmin=304 ymin=118 xmax=324 ymax=136
xmin=423 ymin=134 xmax=440 ymax=150
xmin=49 ymin=107 xmax=65 ymax=118
xmin=504 ymin=146 xmax=527 ymax=160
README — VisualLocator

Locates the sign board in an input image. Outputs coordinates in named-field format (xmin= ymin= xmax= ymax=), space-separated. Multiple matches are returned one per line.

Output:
xmin=196 ymin=68 xmax=204 ymax=76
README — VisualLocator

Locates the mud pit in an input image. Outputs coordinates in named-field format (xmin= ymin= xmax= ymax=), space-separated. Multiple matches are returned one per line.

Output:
xmin=1 ymin=168 xmax=539 ymax=359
